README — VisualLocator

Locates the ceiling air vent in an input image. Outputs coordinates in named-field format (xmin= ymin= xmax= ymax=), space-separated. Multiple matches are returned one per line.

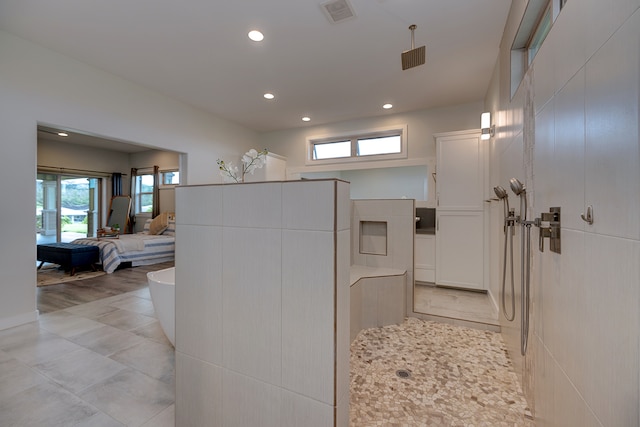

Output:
xmin=320 ymin=0 xmax=356 ymax=24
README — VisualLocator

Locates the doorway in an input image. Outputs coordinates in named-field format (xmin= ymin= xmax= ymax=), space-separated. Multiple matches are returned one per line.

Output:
xmin=36 ymin=173 xmax=102 ymax=244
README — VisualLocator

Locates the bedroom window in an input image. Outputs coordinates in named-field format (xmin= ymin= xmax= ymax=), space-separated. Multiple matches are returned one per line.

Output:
xmin=160 ymin=169 xmax=180 ymax=187
xmin=306 ymin=124 xmax=407 ymax=165
xmin=134 ymin=173 xmax=155 ymax=213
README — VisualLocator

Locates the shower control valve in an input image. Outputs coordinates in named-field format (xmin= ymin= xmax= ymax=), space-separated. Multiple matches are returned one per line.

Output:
xmin=534 ymin=207 xmax=561 ymax=254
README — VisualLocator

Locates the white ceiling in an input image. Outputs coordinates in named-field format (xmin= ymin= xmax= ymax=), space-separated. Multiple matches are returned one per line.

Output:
xmin=0 ymin=0 xmax=511 ymax=133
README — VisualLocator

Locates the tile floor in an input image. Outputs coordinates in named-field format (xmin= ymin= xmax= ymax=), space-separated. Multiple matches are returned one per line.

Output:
xmin=1 ymin=264 xmax=528 ymax=426
xmin=1 ymin=263 xmax=175 ymax=427
xmin=414 ymin=282 xmax=500 ymax=330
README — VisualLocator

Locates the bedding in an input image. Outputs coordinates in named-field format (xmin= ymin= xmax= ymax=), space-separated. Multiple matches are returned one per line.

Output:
xmin=71 ymin=233 xmax=175 ymax=273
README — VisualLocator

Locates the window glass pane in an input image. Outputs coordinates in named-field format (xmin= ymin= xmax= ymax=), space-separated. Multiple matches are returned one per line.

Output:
xmin=527 ymin=6 xmax=552 ymax=65
xmin=140 ymin=194 xmax=153 ymax=212
xmin=357 ymin=135 xmax=401 ymax=156
xmin=162 ymin=171 xmax=179 ymax=185
xmin=139 ymin=174 xmax=154 ymax=192
xmin=313 ymin=140 xmax=351 ymax=160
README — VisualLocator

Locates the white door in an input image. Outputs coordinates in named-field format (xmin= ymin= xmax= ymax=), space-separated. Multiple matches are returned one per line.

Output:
xmin=435 ymin=130 xmax=485 ymax=290
xmin=435 ymin=211 xmax=484 ymax=290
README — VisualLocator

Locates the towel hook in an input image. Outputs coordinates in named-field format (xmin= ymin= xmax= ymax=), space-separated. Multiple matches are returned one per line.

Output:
xmin=580 ymin=205 xmax=594 ymax=225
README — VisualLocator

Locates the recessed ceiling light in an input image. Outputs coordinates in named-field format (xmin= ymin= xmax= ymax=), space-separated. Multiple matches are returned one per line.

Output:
xmin=248 ymin=30 xmax=264 ymax=42
xmin=57 ymin=132 xmax=68 ymax=137
xmin=383 ymin=103 xmax=393 ymax=109
xmin=302 ymin=117 xmax=311 ymax=122
xmin=263 ymin=93 xmax=275 ymax=100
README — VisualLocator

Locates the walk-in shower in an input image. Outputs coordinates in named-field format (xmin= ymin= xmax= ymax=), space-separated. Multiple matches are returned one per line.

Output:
xmin=494 ymin=186 xmax=516 ymax=322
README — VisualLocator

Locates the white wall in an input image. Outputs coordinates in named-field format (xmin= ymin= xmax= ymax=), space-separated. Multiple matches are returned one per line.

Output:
xmin=260 ymin=102 xmax=482 ymax=170
xmin=488 ymin=1 xmax=640 ymax=426
xmin=0 ymin=30 xmax=258 ymax=330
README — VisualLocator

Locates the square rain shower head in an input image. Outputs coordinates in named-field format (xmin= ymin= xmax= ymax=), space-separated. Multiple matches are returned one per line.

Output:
xmin=401 ymin=45 xmax=426 ymax=70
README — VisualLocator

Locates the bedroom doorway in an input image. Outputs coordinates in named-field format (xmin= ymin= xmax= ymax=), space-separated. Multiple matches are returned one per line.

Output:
xmin=36 ymin=173 xmax=102 ymax=244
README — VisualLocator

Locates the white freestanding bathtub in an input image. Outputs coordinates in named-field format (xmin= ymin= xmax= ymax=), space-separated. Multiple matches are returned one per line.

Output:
xmin=147 ymin=267 xmax=175 ymax=346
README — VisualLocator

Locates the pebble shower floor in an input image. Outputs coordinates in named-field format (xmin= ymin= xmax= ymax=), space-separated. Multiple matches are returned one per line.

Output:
xmin=349 ymin=317 xmax=529 ymax=426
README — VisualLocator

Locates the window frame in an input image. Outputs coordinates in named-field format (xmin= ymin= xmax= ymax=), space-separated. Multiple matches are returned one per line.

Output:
xmin=159 ymin=169 xmax=180 ymax=188
xmin=133 ymin=170 xmax=155 ymax=214
xmin=306 ymin=124 xmax=408 ymax=166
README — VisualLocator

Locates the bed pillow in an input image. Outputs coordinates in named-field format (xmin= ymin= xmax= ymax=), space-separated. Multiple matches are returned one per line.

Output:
xmin=148 ymin=212 xmax=169 ymax=235
xmin=163 ymin=218 xmax=176 ymax=236
xmin=142 ymin=218 xmax=153 ymax=234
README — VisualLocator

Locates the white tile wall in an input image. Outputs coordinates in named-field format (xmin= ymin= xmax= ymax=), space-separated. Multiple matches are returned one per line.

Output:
xmin=175 ymin=185 xmax=223 ymax=226
xmin=585 ymin=11 xmax=640 ymax=240
xmin=222 ymin=369 xmax=281 ymax=427
xmin=281 ymin=388 xmax=334 ymax=427
xmin=222 ymin=226 xmax=282 ymax=385
xmin=176 ymin=180 xmax=349 ymax=426
xmin=175 ymin=224 xmax=223 ymax=364
xmin=223 ymin=182 xmax=282 ymax=228
xmin=282 ymin=229 xmax=334 ymax=403
xmin=175 ymin=353 xmax=222 ymax=427
xmin=582 ymin=234 xmax=639 ymax=427
xmin=496 ymin=7 xmax=640 ymax=426
xmin=282 ymin=180 xmax=334 ymax=231
xmin=554 ymin=69 xmax=586 ymax=232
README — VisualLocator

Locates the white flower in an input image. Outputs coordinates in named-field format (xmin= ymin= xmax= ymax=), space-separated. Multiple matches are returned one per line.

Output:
xmin=217 ymin=148 xmax=268 ymax=183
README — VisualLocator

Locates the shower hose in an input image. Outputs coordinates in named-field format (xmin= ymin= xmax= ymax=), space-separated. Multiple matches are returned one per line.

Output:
xmin=501 ymin=218 xmax=515 ymax=321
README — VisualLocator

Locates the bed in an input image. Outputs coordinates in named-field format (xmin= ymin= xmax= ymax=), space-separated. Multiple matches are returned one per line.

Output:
xmin=71 ymin=216 xmax=175 ymax=273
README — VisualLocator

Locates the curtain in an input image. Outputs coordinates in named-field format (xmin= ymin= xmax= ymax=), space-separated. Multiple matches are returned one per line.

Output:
xmin=111 ymin=173 xmax=122 ymax=196
xmin=152 ymin=165 xmax=160 ymax=218
xmin=129 ymin=168 xmax=138 ymax=232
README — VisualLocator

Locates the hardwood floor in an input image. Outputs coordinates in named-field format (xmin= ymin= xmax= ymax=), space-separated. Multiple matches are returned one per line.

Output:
xmin=37 ymin=262 xmax=174 ymax=314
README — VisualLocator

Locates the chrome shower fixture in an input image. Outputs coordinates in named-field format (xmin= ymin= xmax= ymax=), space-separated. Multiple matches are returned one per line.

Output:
xmin=494 ymin=186 xmax=511 ymax=219
xmin=495 ymin=185 xmax=516 ymax=322
xmin=509 ymin=177 xmax=525 ymax=195
xmin=509 ymin=178 xmax=527 ymax=222
xmin=510 ymin=177 xmax=531 ymax=355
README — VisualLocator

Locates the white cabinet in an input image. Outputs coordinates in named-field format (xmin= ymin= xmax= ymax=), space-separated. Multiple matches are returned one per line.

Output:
xmin=434 ymin=130 xmax=485 ymax=290
xmin=414 ymin=234 xmax=435 ymax=282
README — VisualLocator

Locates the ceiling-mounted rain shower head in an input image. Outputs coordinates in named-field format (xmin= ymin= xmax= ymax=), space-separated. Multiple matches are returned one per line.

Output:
xmin=401 ymin=25 xmax=425 ymax=70
xmin=510 ymin=178 xmax=526 ymax=195
xmin=494 ymin=186 xmax=508 ymax=199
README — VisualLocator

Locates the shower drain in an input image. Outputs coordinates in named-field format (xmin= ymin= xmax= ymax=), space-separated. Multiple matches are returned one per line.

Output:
xmin=395 ymin=369 xmax=411 ymax=379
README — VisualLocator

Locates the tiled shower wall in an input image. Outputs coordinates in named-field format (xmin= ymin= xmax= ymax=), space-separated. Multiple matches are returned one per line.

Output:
xmin=489 ymin=1 xmax=640 ymax=426
xmin=351 ymin=199 xmax=415 ymax=314
xmin=174 ymin=180 xmax=351 ymax=427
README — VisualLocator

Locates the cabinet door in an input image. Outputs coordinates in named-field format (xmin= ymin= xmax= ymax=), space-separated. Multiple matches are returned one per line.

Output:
xmin=436 ymin=135 xmax=483 ymax=210
xmin=435 ymin=211 xmax=484 ymax=290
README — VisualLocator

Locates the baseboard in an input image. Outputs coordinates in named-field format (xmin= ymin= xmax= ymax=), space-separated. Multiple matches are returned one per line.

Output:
xmin=0 ymin=310 xmax=38 ymax=331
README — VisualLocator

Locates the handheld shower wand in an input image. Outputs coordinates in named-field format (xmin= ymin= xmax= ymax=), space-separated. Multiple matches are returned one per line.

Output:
xmin=510 ymin=178 xmax=531 ymax=356
xmin=494 ymin=186 xmax=516 ymax=322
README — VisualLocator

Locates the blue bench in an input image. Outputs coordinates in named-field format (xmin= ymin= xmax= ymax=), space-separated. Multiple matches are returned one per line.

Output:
xmin=37 ymin=242 xmax=99 ymax=276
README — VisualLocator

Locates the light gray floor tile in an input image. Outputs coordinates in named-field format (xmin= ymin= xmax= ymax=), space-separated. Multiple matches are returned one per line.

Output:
xmin=0 ymin=326 xmax=85 ymax=367
xmin=108 ymin=295 xmax=157 ymax=317
xmin=0 ymin=381 xmax=99 ymax=427
xmin=69 ymin=324 xmax=146 ymax=356
xmin=38 ymin=311 xmax=105 ymax=338
xmin=0 ymin=357 xmax=49 ymax=401
xmin=130 ymin=287 xmax=152 ymax=300
xmin=414 ymin=283 xmax=499 ymax=325
xmin=33 ymin=348 xmax=127 ymax=393
xmin=131 ymin=320 xmax=172 ymax=346
xmin=110 ymin=340 xmax=175 ymax=385
xmin=73 ymin=411 xmax=126 ymax=427
xmin=141 ymin=403 xmax=174 ymax=427
xmin=63 ymin=302 xmax=121 ymax=319
xmin=95 ymin=309 xmax=156 ymax=331
xmin=82 ymin=368 xmax=174 ymax=427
